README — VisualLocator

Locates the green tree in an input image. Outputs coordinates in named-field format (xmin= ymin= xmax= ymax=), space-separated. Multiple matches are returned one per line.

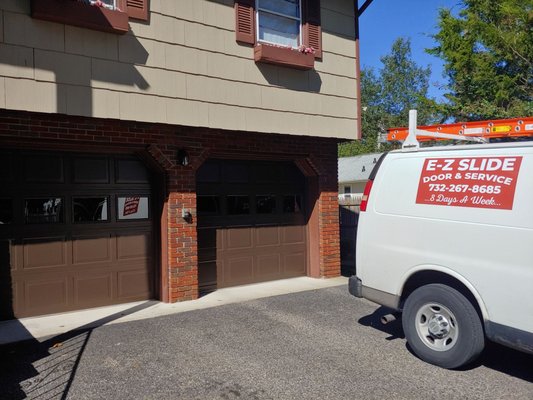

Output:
xmin=339 ymin=38 xmax=442 ymax=157
xmin=429 ymin=0 xmax=533 ymax=120
xmin=379 ymin=38 xmax=442 ymax=128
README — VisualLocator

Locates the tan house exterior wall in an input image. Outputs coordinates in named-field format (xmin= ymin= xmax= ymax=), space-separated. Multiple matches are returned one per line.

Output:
xmin=0 ymin=0 xmax=358 ymax=140
xmin=0 ymin=0 xmax=352 ymax=318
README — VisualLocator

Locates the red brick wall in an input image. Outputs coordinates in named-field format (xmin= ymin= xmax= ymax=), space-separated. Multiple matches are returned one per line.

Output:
xmin=0 ymin=109 xmax=341 ymax=302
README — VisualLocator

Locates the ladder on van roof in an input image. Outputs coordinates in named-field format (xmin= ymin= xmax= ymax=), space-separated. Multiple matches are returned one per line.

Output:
xmin=388 ymin=110 xmax=533 ymax=151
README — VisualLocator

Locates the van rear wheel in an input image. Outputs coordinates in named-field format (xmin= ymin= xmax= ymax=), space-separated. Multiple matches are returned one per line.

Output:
xmin=402 ymin=284 xmax=484 ymax=369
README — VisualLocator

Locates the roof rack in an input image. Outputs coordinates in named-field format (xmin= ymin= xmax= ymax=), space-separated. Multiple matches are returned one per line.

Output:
xmin=388 ymin=110 xmax=533 ymax=151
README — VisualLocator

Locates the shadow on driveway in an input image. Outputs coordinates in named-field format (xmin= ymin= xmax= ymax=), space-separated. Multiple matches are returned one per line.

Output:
xmin=0 ymin=302 xmax=154 ymax=399
xmin=358 ymin=305 xmax=404 ymax=341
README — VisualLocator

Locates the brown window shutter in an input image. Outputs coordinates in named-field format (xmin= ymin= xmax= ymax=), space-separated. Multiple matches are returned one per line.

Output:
xmin=303 ymin=0 xmax=322 ymax=59
xmin=126 ymin=0 xmax=149 ymax=21
xmin=235 ymin=0 xmax=255 ymax=45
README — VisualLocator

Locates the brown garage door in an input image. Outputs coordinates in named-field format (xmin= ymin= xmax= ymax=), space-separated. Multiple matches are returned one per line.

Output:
xmin=197 ymin=160 xmax=307 ymax=291
xmin=0 ymin=150 xmax=155 ymax=319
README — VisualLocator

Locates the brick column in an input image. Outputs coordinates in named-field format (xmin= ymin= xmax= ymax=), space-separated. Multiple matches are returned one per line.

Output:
xmin=318 ymin=189 xmax=341 ymax=278
xmin=316 ymin=145 xmax=341 ymax=278
xmin=167 ymin=191 xmax=198 ymax=301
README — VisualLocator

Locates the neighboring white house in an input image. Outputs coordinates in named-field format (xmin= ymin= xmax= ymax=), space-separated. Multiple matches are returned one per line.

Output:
xmin=338 ymin=153 xmax=383 ymax=203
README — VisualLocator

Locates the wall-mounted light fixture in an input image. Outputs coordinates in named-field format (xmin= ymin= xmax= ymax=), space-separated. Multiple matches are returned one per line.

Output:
xmin=177 ymin=149 xmax=189 ymax=166
xmin=182 ymin=208 xmax=192 ymax=223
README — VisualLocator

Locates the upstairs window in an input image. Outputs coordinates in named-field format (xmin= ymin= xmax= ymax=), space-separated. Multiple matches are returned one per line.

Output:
xmin=257 ymin=0 xmax=301 ymax=48
xmin=235 ymin=0 xmax=322 ymax=65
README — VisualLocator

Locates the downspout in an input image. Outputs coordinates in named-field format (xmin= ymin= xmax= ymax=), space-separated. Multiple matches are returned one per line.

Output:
xmin=354 ymin=0 xmax=374 ymax=140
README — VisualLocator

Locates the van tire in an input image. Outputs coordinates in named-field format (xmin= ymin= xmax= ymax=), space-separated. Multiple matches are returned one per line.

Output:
xmin=402 ymin=284 xmax=485 ymax=369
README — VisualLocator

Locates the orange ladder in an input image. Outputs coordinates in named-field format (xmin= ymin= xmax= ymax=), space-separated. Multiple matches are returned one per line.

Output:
xmin=387 ymin=116 xmax=533 ymax=142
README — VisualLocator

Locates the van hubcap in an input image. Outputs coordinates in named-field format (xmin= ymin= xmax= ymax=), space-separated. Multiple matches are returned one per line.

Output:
xmin=415 ymin=303 xmax=458 ymax=351
xmin=428 ymin=314 xmax=450 ymax=338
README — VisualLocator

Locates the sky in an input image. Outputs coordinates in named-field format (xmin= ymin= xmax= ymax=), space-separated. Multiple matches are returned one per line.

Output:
xmin=359 ymin=0 xmax=462 ymax=100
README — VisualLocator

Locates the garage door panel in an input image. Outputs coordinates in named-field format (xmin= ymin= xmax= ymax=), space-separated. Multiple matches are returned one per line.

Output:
xmin=10 ymin=241 xmax=20 ymax=272
xmin=74 ymin=273 xmax=113 ymax=305
xmin=24 ymin=278 xmax=68 ymax=315
xmin=72 ymin=235 xmax=112 ymax=264
xmin=216 ymin=259 xmax=224 ymax=284
xmin=282 ymin=225 xmax=305 ymax=244
xmin=22 ymin=237 xmax=67 ymax=270
xmin=226 ymin=228 xmax=253 ymax=250
xmin=117 ymin=269 xmax=152 ymax=299
xmin=222 ymin=256 xmax=254 ymax=287
xmin=256 ymin=254 xmax=281 ymax=278
xmin=255 ymin=226 xmax=280 ymax=247
xmin=284 ymin=253 xmax=306 ymax=275
xmin=217 ymin=229 xmax=224 ymax=250
xmin=117 ymin=233 xmax=152 ymax=260
xmin=114 ymin=258 xmax=153 ymax=271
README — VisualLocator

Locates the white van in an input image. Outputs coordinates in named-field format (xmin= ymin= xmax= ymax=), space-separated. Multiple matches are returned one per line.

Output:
xmin=349 ymin=140 xmax=533 ymax=368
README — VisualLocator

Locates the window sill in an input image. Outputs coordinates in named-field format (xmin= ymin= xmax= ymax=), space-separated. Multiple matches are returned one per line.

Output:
xmin=31 ymin=0 xmax=129 ymax=35
xmin=254 ymin=43 xmax=314 ymax=70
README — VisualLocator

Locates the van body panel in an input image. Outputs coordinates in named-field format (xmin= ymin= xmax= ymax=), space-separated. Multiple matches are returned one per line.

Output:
xmin=486 ymin=321 xmax=533 ymax=354
xmin=398 ymin=265 xmax=490 ymax=320
xmin=355 ymin=142 xmax=533 ymax=352
xmin=360 ymin=285 xmax=400 ymax=310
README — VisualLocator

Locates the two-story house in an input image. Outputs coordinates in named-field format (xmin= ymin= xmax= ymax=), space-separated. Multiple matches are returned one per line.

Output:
xmin=0 ymin=0 xmax=359 ymax=319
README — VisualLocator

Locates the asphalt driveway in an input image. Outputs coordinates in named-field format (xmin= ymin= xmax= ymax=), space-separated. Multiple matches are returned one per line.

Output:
xmin=1 ymin=285 xmax=532 ymax=399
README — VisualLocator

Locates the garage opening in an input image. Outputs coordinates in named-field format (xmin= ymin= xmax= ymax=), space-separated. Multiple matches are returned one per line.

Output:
xmin=197 ymin=159 xmax=307 ymax=293
xmin=0 ymin=150 xmax=156 ymax=319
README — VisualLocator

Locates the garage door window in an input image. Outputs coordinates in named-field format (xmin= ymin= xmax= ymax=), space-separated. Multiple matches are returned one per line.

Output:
xmin=25 ymin=198 xmax=63 ymax=223
xmin=117 ymin=196 xmax=149 ymax=220
xmin=73 ymin=157 xmax=109 ymax=183
xmin=198 ymin=196 xmax=221 ymax=216
xmin=283 ymin=195 xmax=302 ymax=213
xmin=73 ymin=197 xmax=108 ymax=222
xmin=0 ymin=199 xmax=13 ymax=224
xmin=256 ymin=195 xmax=277 ymax=214
xmin=228 ymin=195 xmax=250 ymax=215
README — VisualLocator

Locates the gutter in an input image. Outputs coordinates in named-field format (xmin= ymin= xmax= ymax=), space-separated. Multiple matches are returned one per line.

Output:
xmin=354 ymin=0 xmax=374 ymax=141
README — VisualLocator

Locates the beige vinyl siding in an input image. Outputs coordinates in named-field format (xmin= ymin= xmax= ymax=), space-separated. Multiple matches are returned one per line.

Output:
xmin=4 ymin=11 xmax=64 ymax=52
xmin=0 ymin=43 xmax=34 ymax=79
xmin=324 ymin=0 xmax=355 ymax=15
xmin=5 ymin=78 xmax=66 ymax=114
xmin=322 ymin=5 xmax=356 ymax=39
xmin=65 ymin=26 xmax=120 ymax=60
xmin=35 ymin=50 xmax=92 ymax=86
xmin=0 ymin=0 xmax=359 ymax=139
